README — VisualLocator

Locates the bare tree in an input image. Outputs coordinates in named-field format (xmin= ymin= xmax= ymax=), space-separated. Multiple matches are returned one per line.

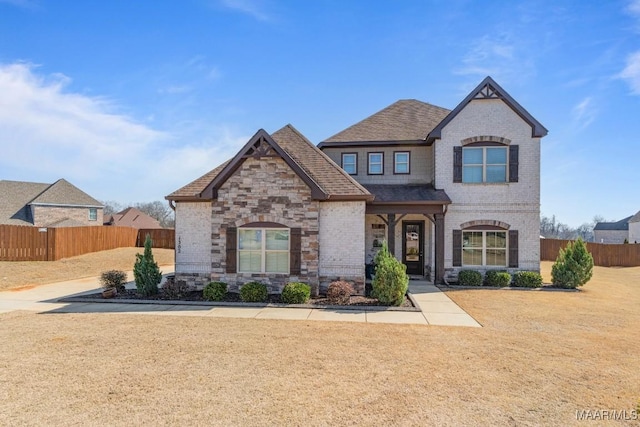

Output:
xmin=101 ymin=200 xmax=125 ymax=217
xmin=134 ymin=201 xmax=175 ymax=228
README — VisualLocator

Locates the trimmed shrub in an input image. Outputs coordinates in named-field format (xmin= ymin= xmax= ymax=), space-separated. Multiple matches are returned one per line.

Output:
xmin=281 ymin=282 xmax=311 ymax=304
xmin=203 ymin=281 xmax=227 ymax=301
xmin=485 ymin=270 xmax=512 ymax=287
xmin=99 ymin=270 xmax=127 ymax=292
xmin=162 ymin=278 xmax=190 ymax=299
xmin=133 ymin=234 xmax=162 ymax=296
xmin=512 ymin=271 xmax=543 ymax=288
xmin=458 ymin=270 xmax=482 ymax=286
xmin=327 ymin=280 xmax=354 ymax=305
xmin=240 ymin=282 xmax=268 ymax=302
xmin=551 ymin=238 xmax=594 ymax=289
xmin=372 ymin=242 xmax=409 ymax=306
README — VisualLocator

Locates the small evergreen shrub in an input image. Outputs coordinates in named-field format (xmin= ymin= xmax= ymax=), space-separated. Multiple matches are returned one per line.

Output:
xmin=133 ymin=234 xmax=162 ymax=296
xmin=327 ymin=280 xmax=354 ymax=305
xmin=281 ymin=282 xmax=311 ymax=304
xmin=99 ymin=270 xmax=127 ymax=291
xmin=372 ymin=242 xmax=409 ymax=306
xmin=240 ymin=282 xmax=268 ymax=302
xmin=458 ymin=270 xmax=482 ymax=286
xmin=551 ymin=238 xmax=594 ymax=289
xmin=512 ymin=271 xmax=543 ymax=288
xmin=485 ymin=270 xmax=511 ymax=287
xmin=162 ymin=278 xmax=190 ymax=299
xmin=203 ymin=281 xmax=227 ymax=301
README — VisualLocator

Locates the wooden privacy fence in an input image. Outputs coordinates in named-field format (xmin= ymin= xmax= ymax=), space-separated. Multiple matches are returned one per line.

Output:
xmin=0 ymin=225 xmax=175 ymax=261
xmin=540 ymin=238 xmax=640 ymax=267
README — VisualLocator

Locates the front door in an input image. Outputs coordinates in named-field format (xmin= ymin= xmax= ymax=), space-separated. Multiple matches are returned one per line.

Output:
xmin=402 ymin=221 xmax=424 ymax=276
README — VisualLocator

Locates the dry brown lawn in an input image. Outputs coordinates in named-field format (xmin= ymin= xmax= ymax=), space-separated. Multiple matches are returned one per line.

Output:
xmin=0 ymin=247 xmax=175 ymax=291
xmin=0 ymin=262 xmax=639 ymax=426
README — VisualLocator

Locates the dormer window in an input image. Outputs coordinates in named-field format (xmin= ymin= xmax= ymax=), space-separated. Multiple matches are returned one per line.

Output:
xmin=341 ymin=153 xmax=357 ymax=175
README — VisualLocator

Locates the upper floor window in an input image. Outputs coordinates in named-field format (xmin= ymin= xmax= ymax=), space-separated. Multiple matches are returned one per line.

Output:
xmin=462 ymin=147 xmax=507 ymax=183
xmin=89 ymin=208 xmax=97 ymax=221
xmin=238 ymin=228 xmax=289 ymax=273
xmin=368 ymin=152 xmax=384 ymax=175
xmin=341 ymin=153 xmax=357 ymax=175
xmin=394 ymin=151 xmax=410 ymax=174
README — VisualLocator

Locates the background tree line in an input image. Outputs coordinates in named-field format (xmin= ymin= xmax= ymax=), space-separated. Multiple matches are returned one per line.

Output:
xmin=540 ymin=214 xmax=608 ymax=242
xmin=101 ymin=200 xmax=175 ymax=228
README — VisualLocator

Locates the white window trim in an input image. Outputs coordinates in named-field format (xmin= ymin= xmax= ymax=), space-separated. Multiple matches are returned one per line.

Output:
xmin=368 ymin=152 xmax=384 ymax=175
xmin=237 ymin=228 xmax=290 ymax=273
xmin=394 ymin=151 xmax=410 ymax=174
xmin=88 ymin=208 xmax=97 ymax=221
xmin=462 ymin=230 xmax=507 ymax=266
xmin=462 ymin=146 xmax=507 ymax=183
xmin=341 ymin=153 xmax=357 ymax=175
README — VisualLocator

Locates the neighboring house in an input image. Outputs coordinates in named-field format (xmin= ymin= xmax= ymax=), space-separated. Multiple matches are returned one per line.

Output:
xmin=104 ymin=207 xmax=162 ymax=229
xmin=594 ymin=212 xmax=640 ymax=243
xmin=167 ymin=76 xmax=546 ymax=293
xmin=0 ymin=179 xmax=103 ymax=227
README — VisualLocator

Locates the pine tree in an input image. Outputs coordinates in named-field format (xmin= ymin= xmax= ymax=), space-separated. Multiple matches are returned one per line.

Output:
xmin=133 ymin=234 xmax=162 ymax=296
xmin=551 ymin=238 xmax=594 ymax=288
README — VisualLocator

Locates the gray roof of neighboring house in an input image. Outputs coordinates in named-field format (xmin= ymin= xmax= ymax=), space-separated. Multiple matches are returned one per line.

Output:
xmin=319 ymin=100 xmax=451 ymax=146
xmin=594 ymin=216 xmax=632 ymax=231
xmin=629 ymin=210 xmax=640 ymax=223
xmin=0 ymin=179 xmax=102 ymax=226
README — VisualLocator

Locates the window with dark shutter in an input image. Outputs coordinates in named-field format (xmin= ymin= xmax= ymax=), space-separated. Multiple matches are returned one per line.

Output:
xmin=509 ymin=145 xmax=519 ymax=183
xmin=452 ymin=229 xmax=462 ymax=266
xmin=226 ymin=227 xmax=237 ymax=273
xmin=453 ymin=146 xmax=463 ymax=183
xmin=290 ymin=228 xmax=301 ymax=275
xmin=508 ymin=230 xmax=519 ymax=268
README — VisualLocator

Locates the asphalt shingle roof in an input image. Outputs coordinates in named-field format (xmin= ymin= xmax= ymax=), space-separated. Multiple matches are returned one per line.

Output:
xmin=594 ymin=216 xmax=632 ymax=231
xmin=363 ymin=184 xmax=452 ymax=204
xmin=321 ymin=99 xmax=451 ymax=143
xmin=105 ymin=207 xmax=162 ymax=229
xmin=167 ymin=125 xmax=371 ymax=201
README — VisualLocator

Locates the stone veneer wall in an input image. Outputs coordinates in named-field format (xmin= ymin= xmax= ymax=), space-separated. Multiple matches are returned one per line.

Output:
xmin=318 ymin=201 xmax=366 ymax=294
xmin=211 ymin=156 xmax=320 ymax=294
xmin=174 ymin=201 xmax=212 ymax=288
xmin=32 ymin=205 xmax=103 ymax=227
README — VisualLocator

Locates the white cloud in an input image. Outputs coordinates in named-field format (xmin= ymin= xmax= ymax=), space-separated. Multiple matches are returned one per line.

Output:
xmin=618 ymin=51 xmax=640 ymax=94
xmin=219 ymin=0 xmax=270 ymax=21
xmin=0 ymin=62 xmax=248 ymax=203
xmin=571 ymin=97 xmax=596 ymax=129
xmin=627 ymin=0 xmax=640 ymax=16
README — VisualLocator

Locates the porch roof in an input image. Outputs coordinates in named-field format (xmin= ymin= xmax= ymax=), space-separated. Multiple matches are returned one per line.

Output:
xmin=363 ymin=184 xmax=451 ymax=215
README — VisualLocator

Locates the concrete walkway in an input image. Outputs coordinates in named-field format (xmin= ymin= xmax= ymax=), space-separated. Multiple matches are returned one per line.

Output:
xmin=0 ymin=272 xmax=480 ymax=327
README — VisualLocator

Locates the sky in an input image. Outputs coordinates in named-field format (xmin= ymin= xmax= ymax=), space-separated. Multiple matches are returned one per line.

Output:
xmin=0 ymin=0 xmax=639 ymax=227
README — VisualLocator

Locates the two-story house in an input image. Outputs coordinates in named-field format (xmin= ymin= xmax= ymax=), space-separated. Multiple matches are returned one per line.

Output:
xmin=166 ymin=76 xmax=546 ymax=294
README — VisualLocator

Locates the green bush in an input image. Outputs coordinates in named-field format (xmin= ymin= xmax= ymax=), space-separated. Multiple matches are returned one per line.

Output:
xmin=512 ymin=271 xmax=543 ymax=288
xmin=458 ymin=270 xmax=482 ymax=286
xmin=99 ymin=270 xmax=127 ymax=291
xmin=326 ymin=280 xmax=354 ymax=305
xmin=240 ymin=282 xmax=268 ymax=302
xmin=551 ymin=238 xmax=594 ymax=289
xmin=203 ymin=281 xmax=227 ymax=301
xmin=133 ymin=234 xmax=162 ymax=296
xmin=485 ymin=270 xmax=512 ymax=287
xmin=162 ymin=278 xmax=190 ymax=299
xmin=372 ymin=242 xmax=408 ymax=306
xmin=281 ymin=282 xmax=311 ymax=304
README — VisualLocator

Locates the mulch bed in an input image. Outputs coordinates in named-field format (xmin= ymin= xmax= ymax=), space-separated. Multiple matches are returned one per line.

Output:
xmin=84 ymin=289 xmax=415 ymax=308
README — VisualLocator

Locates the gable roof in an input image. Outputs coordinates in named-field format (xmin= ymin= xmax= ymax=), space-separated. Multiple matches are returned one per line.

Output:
xmin=105 ymin=207 xmax=162 ymax=229
xmin=0 ymin=179 xmax=102 ymax=226
xmin=166 ymin=125 xmax=372 ymax=202
xmin=594 ymin=216 xmax=632 ymax=231
xmin=427 ymin=76 xmax=548 ymax=143
xmin=629 ymin=211 xmax=640 ymax=223
xmin=318 ymin=100 xmax=451 ymax=147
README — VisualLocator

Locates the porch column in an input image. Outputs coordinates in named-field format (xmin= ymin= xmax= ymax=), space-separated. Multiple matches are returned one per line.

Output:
xmin=434 ymin=213 xmax=445 ymax=284
xmin=387 ymin=213 xmax=396 ymax=255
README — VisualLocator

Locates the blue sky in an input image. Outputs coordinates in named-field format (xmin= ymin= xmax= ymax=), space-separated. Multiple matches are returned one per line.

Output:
xmin=0 ymin=0 xmax=639 ymax=227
